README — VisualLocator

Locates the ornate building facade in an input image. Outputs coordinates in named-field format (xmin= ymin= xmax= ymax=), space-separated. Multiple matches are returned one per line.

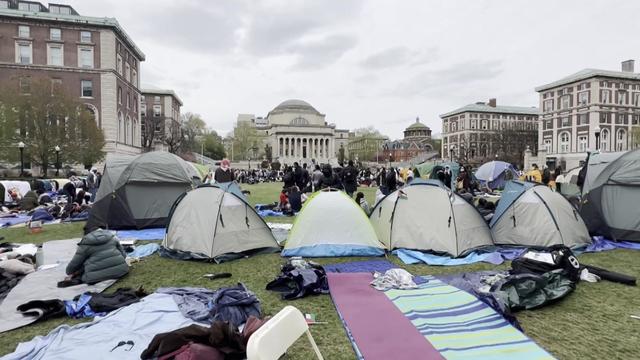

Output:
xmin=237 ymin=99 xmax=350 ymax=165
xmin=380 ymin=118 xmax=435 ymax=163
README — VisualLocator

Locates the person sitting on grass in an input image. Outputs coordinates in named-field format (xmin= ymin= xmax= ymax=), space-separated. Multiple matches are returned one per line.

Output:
xmin=278 ymin=189 xmax=289 ymax=212
xmin=287 ymin=186 xmax=307 ymax=213
xmin=62 ymin=227 xmax=128 ymax=286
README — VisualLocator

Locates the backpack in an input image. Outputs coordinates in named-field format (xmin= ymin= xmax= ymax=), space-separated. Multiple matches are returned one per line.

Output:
xmin=511 ymin=245 xmax=581 ymax=282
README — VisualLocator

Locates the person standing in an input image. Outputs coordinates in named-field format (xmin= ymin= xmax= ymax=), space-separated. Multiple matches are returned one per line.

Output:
xmin=87 ymin=167 xmax=99 ymax=202
xmin=311 ymin=165 xmax=323 ymax=192
xmin=342 ymin=160 xmax=358 ymax=197
xmin=298 ymin=163 xmax=310 ymax=191
xmin=542 ymin=165 xmax=551 ymax=186
xmin=385 ymin=167 xmax=397 ymax=194
xmin=529 ymin=164 xmax=542 ymax=183
xmin=214 ymin=159 xmax=235 ymax=183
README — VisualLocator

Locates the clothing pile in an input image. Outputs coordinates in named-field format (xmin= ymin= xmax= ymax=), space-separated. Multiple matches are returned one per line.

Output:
xmin=0 ymin=243 xmax=36 ymax=300
xmin=14 ymin=287 xmax=148 ymax=322
xmin=141 ymin=315 xmax=269 ymax=360
xmin=158 ymin=284 xmax=262 ymax=326
xmin=266 ymin=258 xmax=329 ymax=300
xmin=370 ymin=268 xmax=418 ymax=291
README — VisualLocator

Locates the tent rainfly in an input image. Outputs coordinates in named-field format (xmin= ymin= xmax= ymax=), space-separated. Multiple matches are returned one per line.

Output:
xmin=580 ymin=149 xmax=640 ymax=241
xmin=282 ymin=189 xmax=385 ymax=257
xmin=86 ymin=152 xmax=200 ymax=230
xmin=162 ymin=185 xmax=279 ymax=263
xmin=491 ymin=180 xmax=591 ymax=248
xmin=370 ymin=179 xmax=494 ymax=257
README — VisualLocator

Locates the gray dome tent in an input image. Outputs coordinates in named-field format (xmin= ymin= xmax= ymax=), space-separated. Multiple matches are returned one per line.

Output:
xmin=580 ymin=149 xmax=640 ymax=241
xmin=370 ymin=180 xmax=494 ymax=257
xmin=491 ymin=181 xmax=591 ymax=248
xmin=162 ymin=185 xmax=279 ymax=262
xmin=86 ymin=152 xmax=200 ymax=230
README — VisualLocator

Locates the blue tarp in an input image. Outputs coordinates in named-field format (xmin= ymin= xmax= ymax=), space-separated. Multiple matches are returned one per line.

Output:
xmin=282 ymin=244 xmax=385 ymax=257
xmin=0 ymin=214 xmax=31 ymax=228
xmin=257 ymin=209 xmax=285 ymax=217
xmin=579 ymin=236 xmax=640 ymax=253
xmin=394 ymin=248 xmax=526 ymax=266
xmin=323 ymin=260 xmax=397 ymax=273
xmin=127 ymin=243 xmax=160 ymax=258
xmin=116 ymin=227 xmax=165 ymax=241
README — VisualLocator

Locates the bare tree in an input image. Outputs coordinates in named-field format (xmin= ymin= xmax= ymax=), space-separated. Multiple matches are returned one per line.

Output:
xmin=164 ymin=119 xmax=183 ymax=154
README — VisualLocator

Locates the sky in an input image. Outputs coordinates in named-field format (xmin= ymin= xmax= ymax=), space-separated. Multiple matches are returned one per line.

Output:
xmin=66 ymin=0 xmax=640 ymax=139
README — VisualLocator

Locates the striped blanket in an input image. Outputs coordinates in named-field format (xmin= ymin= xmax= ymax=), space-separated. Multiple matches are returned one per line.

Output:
xmin=386 ymin=276 xmax=555 ymax=360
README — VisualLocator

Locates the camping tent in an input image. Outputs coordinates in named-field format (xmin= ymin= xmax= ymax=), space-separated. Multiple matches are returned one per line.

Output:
xmin=580 ymin=151 xmax=626 ymax=195
xmin=555 ymin=166 xmax=582 ymax=197
xmin=428 ymin=162 xmax=460 ymax=189
xmin=86 ymin=152 xmax=200 ymax=230
xmin=474 ymin=161 xmax=517 ymax=190
xmin=490 ymin=180 xmax=591 ymax=248
xmin=282 ymin=189 xmax=385 ymax=257
xmin=414 ymin=162 xmax=437 ymax=179
xmin=370 ymin=179 xmax=493 ymax=257
xmin=0 ymin=181 xmax=31 ymax=204
xmin=580 ymin=149 xmax=640 ymax=241
xmin=162 ymin=185 xmax=279 ymax=262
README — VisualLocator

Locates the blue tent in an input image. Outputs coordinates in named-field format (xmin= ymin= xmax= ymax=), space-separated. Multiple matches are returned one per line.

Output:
xmin=475 ymin=161 xmax=518 ymax=190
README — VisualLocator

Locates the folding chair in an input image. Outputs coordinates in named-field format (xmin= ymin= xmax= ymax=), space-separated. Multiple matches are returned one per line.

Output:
xmin=246 ymin=305 xmax=324 ymax=360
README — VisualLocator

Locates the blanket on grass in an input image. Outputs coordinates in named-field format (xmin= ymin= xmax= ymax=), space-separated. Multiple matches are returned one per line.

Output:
xmin=387 ymin=276 xmax=555 ymax=359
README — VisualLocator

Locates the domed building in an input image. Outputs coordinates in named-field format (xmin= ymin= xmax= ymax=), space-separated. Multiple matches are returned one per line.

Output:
xmin=382 ymin=117 xmax=436 ymax=163
xmin=236 ymin=99 xmax=350 ymax=165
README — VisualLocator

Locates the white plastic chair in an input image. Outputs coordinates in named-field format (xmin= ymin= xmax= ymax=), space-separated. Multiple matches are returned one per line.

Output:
xmin=246 ymin=305 xmax=324 ymax=360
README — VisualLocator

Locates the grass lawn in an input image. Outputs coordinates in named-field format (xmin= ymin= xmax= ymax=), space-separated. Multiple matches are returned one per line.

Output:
xmin=0 ymin=182 xmax=638 ymax=359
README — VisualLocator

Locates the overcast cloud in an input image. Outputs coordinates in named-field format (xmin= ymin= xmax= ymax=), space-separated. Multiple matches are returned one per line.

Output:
xmin=66 ymin=0 xmax=640 ymax=138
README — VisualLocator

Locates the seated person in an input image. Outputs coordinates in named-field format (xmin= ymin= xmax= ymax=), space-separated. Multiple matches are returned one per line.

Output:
xmin=278 ymin=189 xmax=289 ymax=211
xmin=65 ymin=227 xmax=128 ymax=285
xmin=288 ymin=186 xmax=304 ymax=213
xmin=19 ymin=190 xmax=39 ymax=211
xmin=75 ymin=190 xmax=90 ymax=205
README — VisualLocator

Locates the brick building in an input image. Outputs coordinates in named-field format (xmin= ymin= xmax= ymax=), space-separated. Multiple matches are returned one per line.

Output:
xmin=141 ymin=88 xmax=182 ymax=151
xmin=0 ymin=1 xmax=145 ymax=158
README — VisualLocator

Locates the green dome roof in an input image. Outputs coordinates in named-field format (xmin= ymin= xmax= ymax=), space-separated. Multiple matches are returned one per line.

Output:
xmin=406 ymin=117 xmax=429 ymax=130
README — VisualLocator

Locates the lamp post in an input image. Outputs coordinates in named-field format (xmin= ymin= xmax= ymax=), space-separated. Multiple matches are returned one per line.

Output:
xmin=18 ymin=141 xmax=25 ymax=177
xmin=594 ymin=126 xmax=601 ymax=151
xmin=55 ymin=145 xmax=61 ymax=176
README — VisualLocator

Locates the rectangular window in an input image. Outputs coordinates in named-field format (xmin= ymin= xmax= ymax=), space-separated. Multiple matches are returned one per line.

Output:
xmin=29 ymin=3 xmax=39 ymax=11
xmin=125 ymin=63 xmax=130 ymax=82
xmin=544 ymin=139 xmax=552 ymax=152
xmin=633 ymin=115 xmax=639 ymax=125
xmin=131 ymin=70 xmax=137 ymax=87
xmin=18 ymin=2 xmax=28 ymax=10
xmin=600 ymin=112 xmax=611 ymax=124
xmin=118 ymin=87 xmax=122 ymax=104
xmin=578 ymin=136 xmax=588 ymax=152
xmin=635 ymin=93 xmax=640 ymax=106
xmin=50 ymin=28 xmax=62 ymax=41
xmin=470 ymin=120 xmax=476 ymax=129
xmin=116 ymin=55 xmax=122 ymax=75
xmin=578 ymin=113 xmax=589 ymax=125
xmin=153 ymin=105 xmax=161 ymax=117
xmin=16 ymin=42 xmax=32 ymax=64
xmin=0 ymin=1 xmax=8 ymax=9
xmin=561 ymin=95 xmax=570 ymax=110
xmin=80 ymin=31 xmax=92 ymax=43
xmin=127 ymin=93 xmax=131 ymax=109
xmin=19 ymin=76 xmax=30 ymax=94
xmin=81 ymin=80 xmax=93 ymax=97
xmin=601 ymin=90 xmax=611 ymax=103
xmin=578 ymin=91 xmax=589 ymax=105
xmin=18 ymin=25 xmax=30 ymax=38
xmin=78 ymin=47 xmax=94 ymax=68
xmin=543 ymin=99 xmax=553 ymax=112
xmin=50 ymin=78 xmax=62 ymax=95
xmin=154 ymin=96 xmax=160 ymax=103
xmin=616 ymin=114 xmax=627 ymax=125
xmin=561 ymin=117 xmax=570 ymax=127
xmin=618 ymin=91 xmax=627 ymax=105
xmin=47 ymin=44 xmax=63 ymax=66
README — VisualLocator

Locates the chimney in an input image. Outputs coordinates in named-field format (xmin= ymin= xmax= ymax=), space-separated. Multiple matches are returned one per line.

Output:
xmin=488 ymin=98 xmax=497 ymax=107
xmin=621 ymin=59 xmax=635 ymax=73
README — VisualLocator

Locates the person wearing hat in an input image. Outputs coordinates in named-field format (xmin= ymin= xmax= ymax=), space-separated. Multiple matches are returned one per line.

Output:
xmin=214 ymin=159 xmax=235 ymax=183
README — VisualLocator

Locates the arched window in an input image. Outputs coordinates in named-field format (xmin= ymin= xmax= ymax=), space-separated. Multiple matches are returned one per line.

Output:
xmin=84 ymin=103 xmax=100 ymax=128
xmin=616 ymin=129 xmax=627 ymax=151
xmin=559 ymin=132 xmax=570 ymax=153
xmin=117 ymin=112 xmax=123 ymax=142
xmin=290 ymin=117 xmax=309 ymax=126
xmin=601 ymin=129 xmax=609 ymax=151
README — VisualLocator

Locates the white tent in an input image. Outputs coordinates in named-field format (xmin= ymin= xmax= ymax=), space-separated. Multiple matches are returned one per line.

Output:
xmin=370 ymin=180 xmax=494 ymax=257
xmin=491 ymin=181 xmax=591 ymax=248
xmin=162 ymin=185 xmax=279 ymax=263
xmin=282 ymin=189 xmax=385 ymax=257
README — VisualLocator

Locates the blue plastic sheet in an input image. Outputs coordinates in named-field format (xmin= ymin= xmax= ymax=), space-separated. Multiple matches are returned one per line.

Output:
xmin=0 ymin=214 xmax=31 ymax=228
xmin=257 ymin=209 xmax=285 ymax=217
xmin=393 ymin=248 xmax=526 ymax=266
xmin=579 ymin=236 xmax=640 ymax=253
xmin=64 ymin=294 xmax=106 ymax=319
xmin=127 ymin=243 xmax=160 ymax=258
xmin=116 ymin=227 xmax=165 ymax=241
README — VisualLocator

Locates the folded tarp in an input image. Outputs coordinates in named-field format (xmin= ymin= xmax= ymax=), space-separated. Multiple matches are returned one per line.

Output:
xmin=0 ymin=214 xmax=31 ymax=228
xmin=323 ymin=259 xmax=398 ymax=274
xmin=327 ymin=273 xmax=443 ymax=360
xmin=127 ymin=243 xmax=160 ymax=259
xmin=2 ymin=293 xmax=195 ymax=359
xmin=387 ymin=276 xmax=555 ymax=359
xmin=394 ymin=248 xmax=526 ymax=266
xmin=116 ymin=227 xmax=166 ymax=241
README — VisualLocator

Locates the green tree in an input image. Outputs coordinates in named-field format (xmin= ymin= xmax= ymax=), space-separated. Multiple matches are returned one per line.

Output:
xmin=201 ymin=130 xmax=226 ymax=160
xmin=180 ymin=112 xmax=207 ymax=153
xmin=230 ymin=121 xmax=263 ymax=161
xmin=0 ymin=78 xmax=105 ymax=175
xmin=349 ymin=126 xmax=387 ymax=161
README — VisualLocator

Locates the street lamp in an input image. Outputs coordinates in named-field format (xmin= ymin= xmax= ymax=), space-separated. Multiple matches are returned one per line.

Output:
xmin=55 ymin=145 xmax=61 ymax=176
xmin=594 ymin=126 xmax=601 ymax=151
xmin=18 ymin=141 xmax=25 ymax=177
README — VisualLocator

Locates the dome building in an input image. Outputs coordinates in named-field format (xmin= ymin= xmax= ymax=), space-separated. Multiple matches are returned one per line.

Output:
xmin=236 ymin=99 xmax=350 ymax=165
xmin=381 ymin=117 xmax=436 ymax=163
